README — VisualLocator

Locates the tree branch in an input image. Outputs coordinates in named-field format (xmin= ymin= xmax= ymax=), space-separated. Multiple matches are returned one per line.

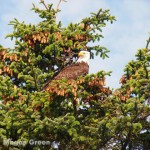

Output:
xmin=146 ymin=36 xmax=150 ymax=49
xmin=55 ymin=0 xmax=67 ymax=21
xmin=40 ymin=0 xmax=48 ymax=10
xmin=56 ymin=0 xmax=62 ymax=12
xmin=56 ymin=0 xmax=68 ymax=12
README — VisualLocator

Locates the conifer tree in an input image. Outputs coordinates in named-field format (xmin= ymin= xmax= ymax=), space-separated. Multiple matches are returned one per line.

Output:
xmin=0 ymin=0 xmax=115 ymax=149
xmin=112 ymin=38 xmax=150 ymax=149
xmin=0 ymin=0 xmax=149 ymax=150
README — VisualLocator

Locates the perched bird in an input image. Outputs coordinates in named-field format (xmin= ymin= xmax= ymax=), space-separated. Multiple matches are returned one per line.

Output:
xmin=42 ymin=50 xmax=90 ymax=90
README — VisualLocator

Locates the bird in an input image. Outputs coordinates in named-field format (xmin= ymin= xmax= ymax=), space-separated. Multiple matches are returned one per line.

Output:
xmin=42 ymin=50 xmax=90 ymax=91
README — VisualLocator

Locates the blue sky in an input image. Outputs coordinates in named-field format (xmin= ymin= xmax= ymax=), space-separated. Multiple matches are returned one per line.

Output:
xmin=0 ymin=0 xmax=150 ymax=89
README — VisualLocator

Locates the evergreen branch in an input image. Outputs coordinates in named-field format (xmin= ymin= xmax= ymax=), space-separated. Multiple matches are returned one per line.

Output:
xmin=31 ymin=66 xmax=39 ymax=91
xmin=146 ymin=36 xmax=150 ymax=49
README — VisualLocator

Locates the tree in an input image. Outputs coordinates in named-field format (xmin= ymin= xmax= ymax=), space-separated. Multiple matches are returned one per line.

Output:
xmin=112 ymin=39 xmax=150 ymax=149
xmin=0 ymin=0 xmax=149 ymax=150
xmin=100 ymin=41 xmax=150 ymax=149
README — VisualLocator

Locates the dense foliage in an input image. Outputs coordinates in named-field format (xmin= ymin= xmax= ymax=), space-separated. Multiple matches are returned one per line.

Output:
xmin=0 ymin=1 xmax=149 ymax=150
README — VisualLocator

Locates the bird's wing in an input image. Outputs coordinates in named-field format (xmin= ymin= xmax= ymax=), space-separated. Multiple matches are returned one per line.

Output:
xmin=42 ymin=62 xmax=89 ymax=91
xmin=54 ymin=62 xmax=89 ymax=80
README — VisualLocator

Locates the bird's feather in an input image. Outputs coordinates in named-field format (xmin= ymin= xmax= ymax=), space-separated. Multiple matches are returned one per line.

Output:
xmin=42 ymin=62 xmax=89 ymax=90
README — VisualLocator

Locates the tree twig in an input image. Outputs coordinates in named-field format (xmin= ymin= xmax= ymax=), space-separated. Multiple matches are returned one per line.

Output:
xmin=40 ymin=0 xmax=48 ymax=10
xmin=56 ymin=0 xmax=62 ymax=12
xmin=53 ymin=0 xmax=62 ymax=22
xmin=146 ymin=36 xmax=150 ymax=49
xmin=55 ymin=0 xmax=67 ymax=21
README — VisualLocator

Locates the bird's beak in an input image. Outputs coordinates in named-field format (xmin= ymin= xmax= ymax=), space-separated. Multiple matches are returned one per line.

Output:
xmin=78 ymin=51 xmax=84 ymax=57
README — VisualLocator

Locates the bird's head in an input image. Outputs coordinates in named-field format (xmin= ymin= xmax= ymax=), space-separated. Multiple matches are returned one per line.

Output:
xmin=77 ymin=50 xmax=90 ymax=63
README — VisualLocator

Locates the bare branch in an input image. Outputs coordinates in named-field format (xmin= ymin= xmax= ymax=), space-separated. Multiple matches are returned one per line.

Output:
xmin=54 ymin=0 xmax=64 ymax=22
xmin=40 ymin=0 xmax=67 ymax=22
xmin=40 ymin=0 xmax=49 ymax=10
xmin=56 ymin=0 xmax=62 ymax=12
xmin=56 ymin=0 xmax=67 ymax=15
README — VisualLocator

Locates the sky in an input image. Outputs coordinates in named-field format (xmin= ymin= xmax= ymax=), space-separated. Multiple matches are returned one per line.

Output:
xmin=0 ymin=0 xmax=150 ymax=89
